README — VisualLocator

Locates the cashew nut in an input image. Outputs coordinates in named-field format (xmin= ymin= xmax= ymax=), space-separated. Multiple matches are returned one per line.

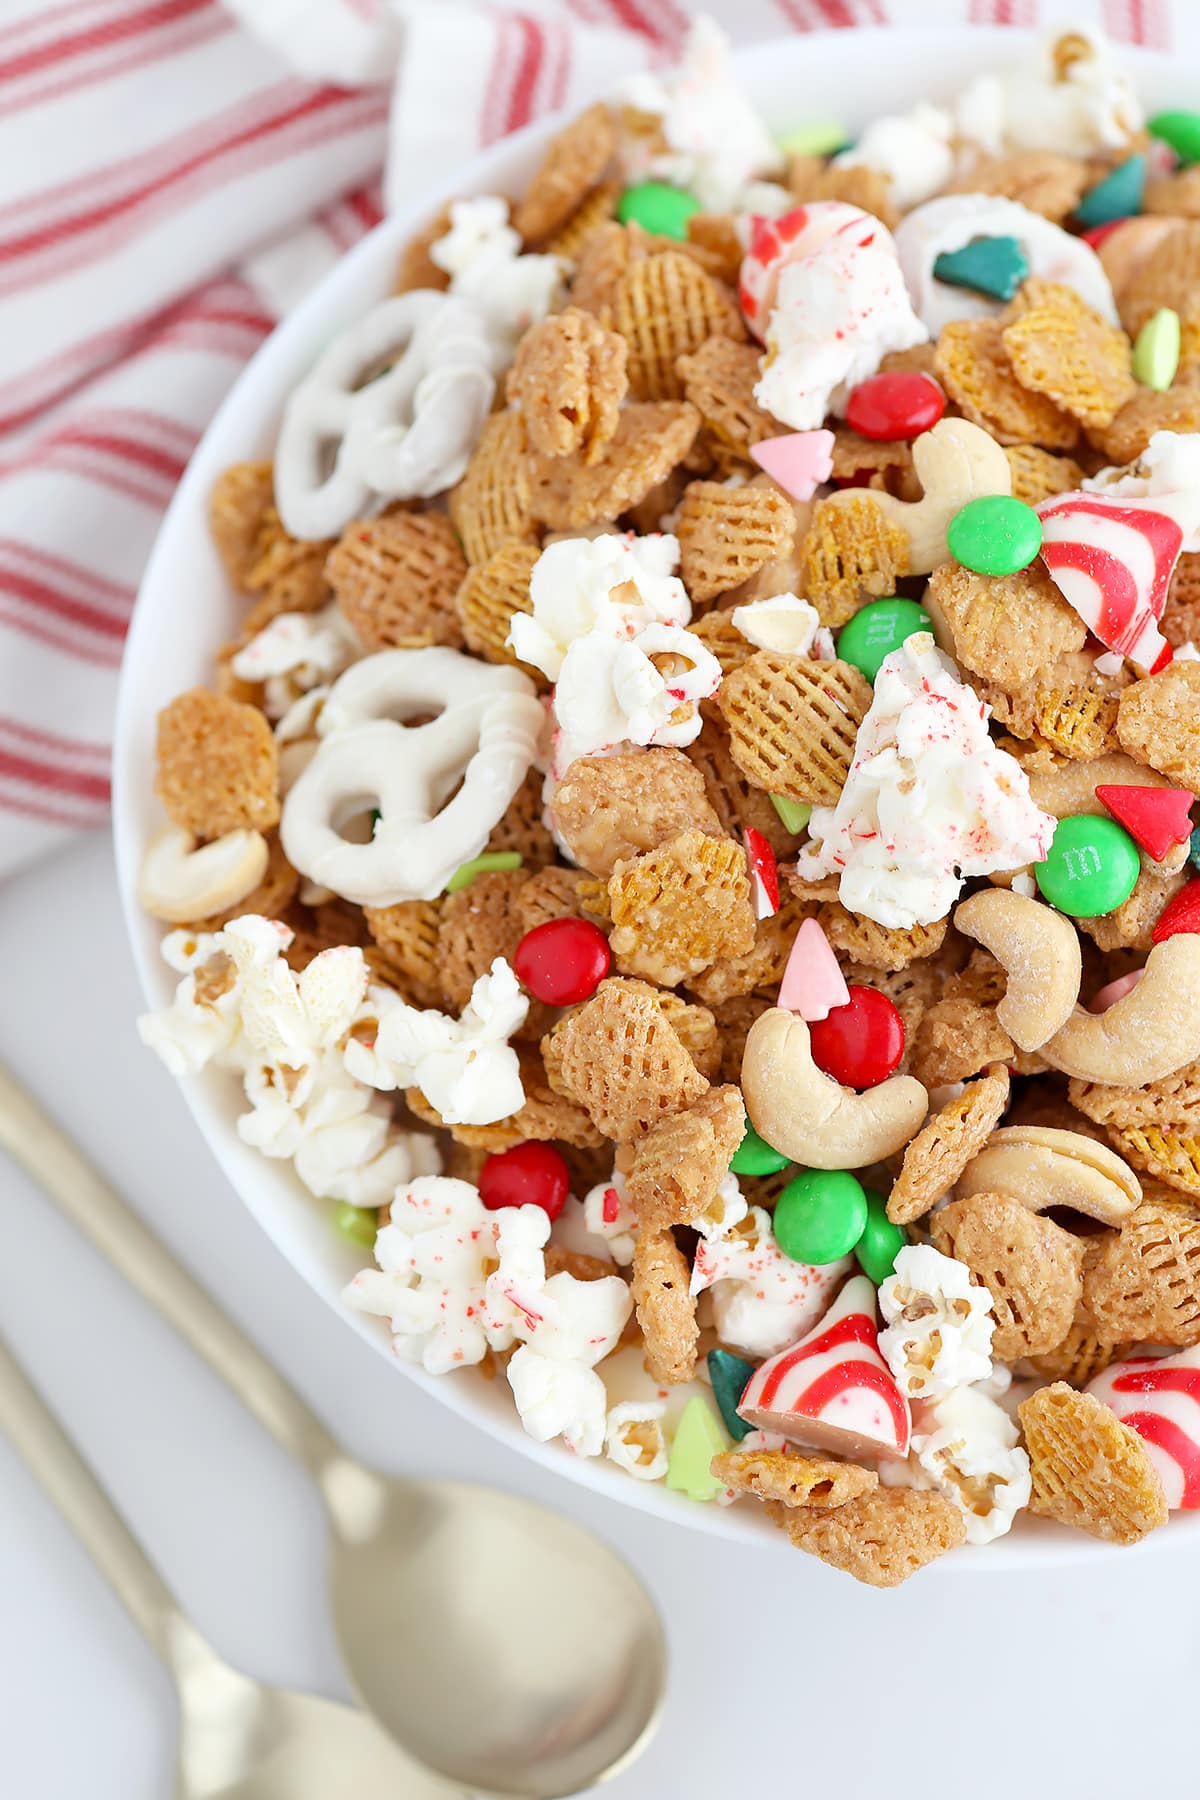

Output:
xmin=956 ymin=1126 xmax=1140 ymax=1227
xmin=823 ymin=418 xmax=1011 ymax=574
xmin=954 ymin=890 xmax=1081 ymax=1052
xmin=1038 ymin=935 xmax=1200 ymax=1084
xmin=741 ymin=1007 xmax=929 ymax=1170
xmin=137 ymin=824 xmax=268 ymax=925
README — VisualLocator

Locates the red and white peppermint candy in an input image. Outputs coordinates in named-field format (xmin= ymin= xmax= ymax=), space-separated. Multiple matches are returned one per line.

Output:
xmin=737 ymin=1273 xmax=911 ymax=1460
xmin=738 ymin=201 xmax=896 ymax=340
xmin=1088 ymin=1348 xmax=1200 ymax=1510
xmin=1036 ymin=491 xmax=1180 ymax=673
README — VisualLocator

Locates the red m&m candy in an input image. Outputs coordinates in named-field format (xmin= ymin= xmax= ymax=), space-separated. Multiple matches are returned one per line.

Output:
xmin=479 ymin=1142 xmax=570 ymax=1220
xmin=844 ymin=370 xmax=945 ymax=442
xmin=513 ymin=916 xmax=611 ymax=1006
xmin=808 ymin=986 xmax=905 ymax=1088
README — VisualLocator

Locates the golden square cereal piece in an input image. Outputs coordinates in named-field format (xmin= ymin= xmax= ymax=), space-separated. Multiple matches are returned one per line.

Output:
xmin=829 ymin=428 xmax=917 ymax=495
xmin=676 ymin=336 xmax=777 ymax=462
xmin=1115 ymin=220 xmax=1200 ymax=337
xmin=1019 ymin=1382 xmax=1168 ymax=1544
xmin=544 ymin=179 xmax=622 ymax=260
xmin=1025 ymin=1318 xmax=1120 ymax=1389
xmin=612 ymin=250 xmax=745 ymax=402
xmin=935 ymin=318 xmax=1080 ymax=449
xmin=1117 ymin=662 xmax=1200 ymax=788
xmin=507 ymin=307 xmax=628 ymax=463
xmin=528 ymin=400 xmax=700 ymax=531
xmin=544 ymin=1244 xmax=625 ymax=1285
xmin=486 ymin=764 xmax=556 ymax=865
xmin=1142 ymin=165 xmax=1200 ymax=217
xmin=981 ymin=650 xmax=1125 ymax=760
xmin=767 ymin=1487 xmax=966 ymax=1587
xmin=551 ymin=748 xmax=723 ymax=877
xmin=326 ymin=512 xmax=467 ymax=650
xmin=239 ymin=519 xmax=334 ymax=634
xmin=787 ymin=155 xmax=899 ymax=231
xmin=816 ymin=901 xmax=948 ymax=974
xmin=713 ymin=1448 xmax=877 ymax=1509
xmin=718 ymin=651 xmax=872 ymax=805
xmin=575 ymin=875 xmax=612 ymax=923
xmin=1076 ymin=864 xmax=1188 ymax=954
xmin=573 ymin=977 xmax=720 ymax=1082
xmin=1090 ymin=377 xmax=1200 ymax=466
xmin=1107 ymin=1127 xmax=1200 ymax=1199
xmin=947 ymin=150 xmax=1089 ymax=223
xmin=449 ymin=411 xmax=538 ymax=565
xmin=880 ymin=343 xmax=940 ymax=380
xmin=1003 ymin=443 xmax=1086 ymax=506
xmin=926 ymin=559 xmax=1085 ymax=695
xmin=436 ymin=871 xmax=532 ymax=1012
xmin=797 ymin=491 xmax=912 ymax=630
xmin=392 ymin=206 xmax=453 ymax=294
xmin=1082 ymin=1194 xmax=1200 ymax=1343
xmin=513 ymin=103 xmax=616 ymax=245
xmin=688 ymin=896 xmax=810 ymax=1007
xmin=630 ymin=1227 xmax=699 ymax=1385
xmin=281 ymin=896 xmax=369 ymax=970
xmin=888 ymin=1065 xmax=1011 ymax=1225
xmin=708 ymin=995 xmax=770 ymax=1085
xmin=569 ymin=221 xmax=631 ymax=318
xmin=180 ymin=833 xmax=299 ymax=933
xmin=1068 ymin=1061 xmax=1200 ymax=1133
xmin=547 ymin=977 xmax=709 ymax=1141
xmin=1001 ymin=282 xmax=1135 ymax=429
xmin=684 ymin=211 xmax=743 ymax=286
xmin=209 ymin=462 xmax=276 ymax=590
xmin=155 ymin=688 xmax=279 ymax=838
xmin=689 ymin=609 xmax=760 ymax=678
xmin=454 ymin=540 xmax=545 ymax=684
xmin=676 ymin=480 xmax=795 ymax=606
xmin=909 ymin=997 xmax=1014 ymax=1090
xmin=685 ymin=707 xmax=801 ymax=856
xmin=607 ymin=829 xmax=756 ymax=987
xmin=932 ymin=1190 xmax=1085 ymax=1360
xmin=362 ymin=899 xmax=442 ymax=1010
xmin=625 ymin=1083 xmax=745 ymax=1231
xmin=513 ymin=865 xmax=585 ymax=933
xmin=1165 ymin=550 xmax=1200 ymax=648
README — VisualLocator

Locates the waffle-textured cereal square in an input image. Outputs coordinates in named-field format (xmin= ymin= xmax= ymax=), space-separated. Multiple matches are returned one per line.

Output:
xmin=707 ymin=995 xmax=770 ymax=1085
xmin=437 ymin=871 xmax=534 ymax=1012
xmin=1116 ymin=661 xmax=1200 ymax=789
xmin=676 ymin=336 xmax=778 ymax=462
xmin=786 ymin=155 xmax=899 ymax=231
xmin=1001 ymin=281 xmax=1136 ymax=430
xmin=393 ymin=206 xmax=453 ymax=293
xmin=362 ymin=899 xmax=443 ymax=1010
xmin=209 ymin=462 xmax=276 ymax=590
xmin=1025 ymin=1317 xmax=1120 ymax=1388
xmin=1090 ymin=377 xmax=1200 ymax=466
xmin=569 ymin=221 xmax=632 ymax=318
xmin=625 ymin=1083 xmax=745 ymax=1230
xmin=1081 ymin=1194 xmax=1200 ymax=1345
xmin=676 ymin=479 xmax=796 ymax=605
xmin=282 ymin=896 xmax=370 ymax=970
xmin=545 ymin=179 xmax=622 ymax=259
xmin=932 ymin=1190 xmax=1085 ymax=1360
xmin=631 ymin=1227 xmax=699 ymax=1385
xmin=1165 ymin=550 xmax=1200 ymax=648
xmin=718 ymin=651 xmax=872 ymax=805
xmin=689 ymin=609 xmax=761 ymax=678
xmin=527 ymin=400 xmax=700 ymax=530
xmin=545 ymin=977 xmax=709 ymax=1141
xmin=454 ymin=540 xmax=545 ymax=683
xmin=688 ymin=895 xmax=810 ymax=1007
xmin=816 ymin=899 xmax=948 ymax=974
xmin=512 ymin=102 xmax=615 ymax=245
xmin=155 ymin=688 xmax=280 ymax=838
xmin=487 ymin=765 xmax=557 ymax=865
xmin=1114 ymin=219 xmax=1200 ymax=338
xmin=607 ymin=828 xmax=756 ymax=986
xmin=1019 ymin=1382 xmax=1168 ymax=1544
xmin=947 ymin=149 xmax=1089 ymax=223
xmin=326 ymin=512 xmax=467 ymax=650
xmin=449 ymin=411 xmax=538 ymax=565
xmin=686 ymin=707 xmax=802 ymax=855
xmin=1107 ymin=1127 xmax=1200 ymax=1198
xmin=888 ymin=1065 xmax=1011 ymax=1225
xmin=935 ymin=317 xmax=1080 ymax=448
xmin=713 ymin=1448 xmax=877 ymax=1509
xmin=558 ymin=977 xmax=720 ymax=1083
xmin=551 ymin=748 xmax=723 ymax=877
xmin=909 ymin=996 xmax=1014 ymax=1090
xmin=768 ymin=1487 xmax=966 ymax=1587
xmin=797 ymin=491 xmax=913 ymax=629
xmin=1003 ymin=443 xmax=1086 ymax=506
xmin=926 ymin=559 xmax=1085 ymax=694
xmin=1076 ymin=864 xmax=1188 ymax=954
xmin=612 ymin=250 xmax=745 ymax=402
xmin=507 ymin=307 xmax=628 ymax=463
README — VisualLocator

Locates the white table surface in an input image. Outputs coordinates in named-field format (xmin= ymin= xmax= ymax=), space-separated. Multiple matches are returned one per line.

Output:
xmin=0 ymin=832 xmax=1195 ymax=1799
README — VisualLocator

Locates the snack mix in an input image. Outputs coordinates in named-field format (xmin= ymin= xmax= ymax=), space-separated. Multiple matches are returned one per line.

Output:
xmin=139 ymin=19 xmax=1200 ymax=1585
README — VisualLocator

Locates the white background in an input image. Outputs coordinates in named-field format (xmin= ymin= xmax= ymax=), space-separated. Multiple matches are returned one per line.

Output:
xmin=1 ymin=834 xmax=1198 ymax=1798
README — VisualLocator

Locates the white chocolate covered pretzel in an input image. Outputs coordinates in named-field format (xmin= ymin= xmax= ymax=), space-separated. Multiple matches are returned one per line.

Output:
xmin=280 ymin=647 xmax=544 ymax=905
xmin=274 ymin=291 xmax=495 ymax=540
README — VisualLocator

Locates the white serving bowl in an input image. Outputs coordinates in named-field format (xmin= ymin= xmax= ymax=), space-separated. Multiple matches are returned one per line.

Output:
xmin=114 ymin=25 xmax=1195 ymax=1567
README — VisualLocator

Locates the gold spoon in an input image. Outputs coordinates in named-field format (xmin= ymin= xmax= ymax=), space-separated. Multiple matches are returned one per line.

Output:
xmin=0 ymin=1059 xmax=666 ymax=1800
xmin=0 ymin=1328 xmax=458 ymax=1800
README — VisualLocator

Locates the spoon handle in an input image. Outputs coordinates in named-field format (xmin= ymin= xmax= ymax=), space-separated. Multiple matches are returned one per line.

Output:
xmin=0 ymin=1327 xmax=187 ymax=1664
xmin=0 ymin=1057 xmax=341 ymax=1482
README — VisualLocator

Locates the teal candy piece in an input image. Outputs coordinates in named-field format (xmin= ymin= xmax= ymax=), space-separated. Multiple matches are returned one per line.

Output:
xmin=730 ymin=1121 xmax=791 ymax=1177
xmin=773 ymin=1169 xmax=868 ymax=1266
xmin=445 ymin=851 xmax=523 ymax=892
xmin=837 ymin=599 xmax=931 ymax=682
xmin=1148 ymin=111 xmax=1200 ymax=166
xmin=1190 ymin=824 xmax=1200 ymax=873
xmin=335 ymin=1202 xmax=379 ymax=1248
xmin=778 ymin=120 xmax=849 ymax=158
xmin=616 ymin=181 xmax=700 ymax=240
xmin=932 ymin=235 xmax=1029 ymax=302
xmin=1075 ymin=153 xmax=1146 ymax=229
xmin=666 ymin=1397 xmax=729 ymax=1502
xmin=947 ymin=494 xmax=1043 ymax=576
xmin=769 ymin=794 xmax=811 ymax=834
xmin=1133 ymin=308 xmax=1181 ymax=392
xmin=1035 ymin=813 xmax=1141 ymax=918
xmin=707 ymin=1348 xmax=758 ymax=1442
xmin=854 ymin=1189 xmax=906 ymax=1285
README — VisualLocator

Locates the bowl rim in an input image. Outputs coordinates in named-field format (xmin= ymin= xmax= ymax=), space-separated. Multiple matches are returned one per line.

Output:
xmin=112 ymin=22 xmax=1194 ymax=1570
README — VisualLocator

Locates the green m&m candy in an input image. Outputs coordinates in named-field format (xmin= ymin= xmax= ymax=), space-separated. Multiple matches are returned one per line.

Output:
xmin=1148 ymin=110 xmax=1200 ymax=166
xmin=616 ymin=180 xmax=700 ymax=240
xmin=1035 ymin=813 xmax=1141 ymax=918
xmin=334 ymin=1201 xmax=379 ymax=1248
xmin=837 ymin=598 xmax=931 ymax=682
xmin=854 ymin=1189 xmax=906 ymax=1285
xmin=947 ymin=494 xmax=1043 ymax=576
xmin=773 ymin=1169 xmax=868 ymax=1266
xmin=730 ymin=1120 xmax=790 ymax=1177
